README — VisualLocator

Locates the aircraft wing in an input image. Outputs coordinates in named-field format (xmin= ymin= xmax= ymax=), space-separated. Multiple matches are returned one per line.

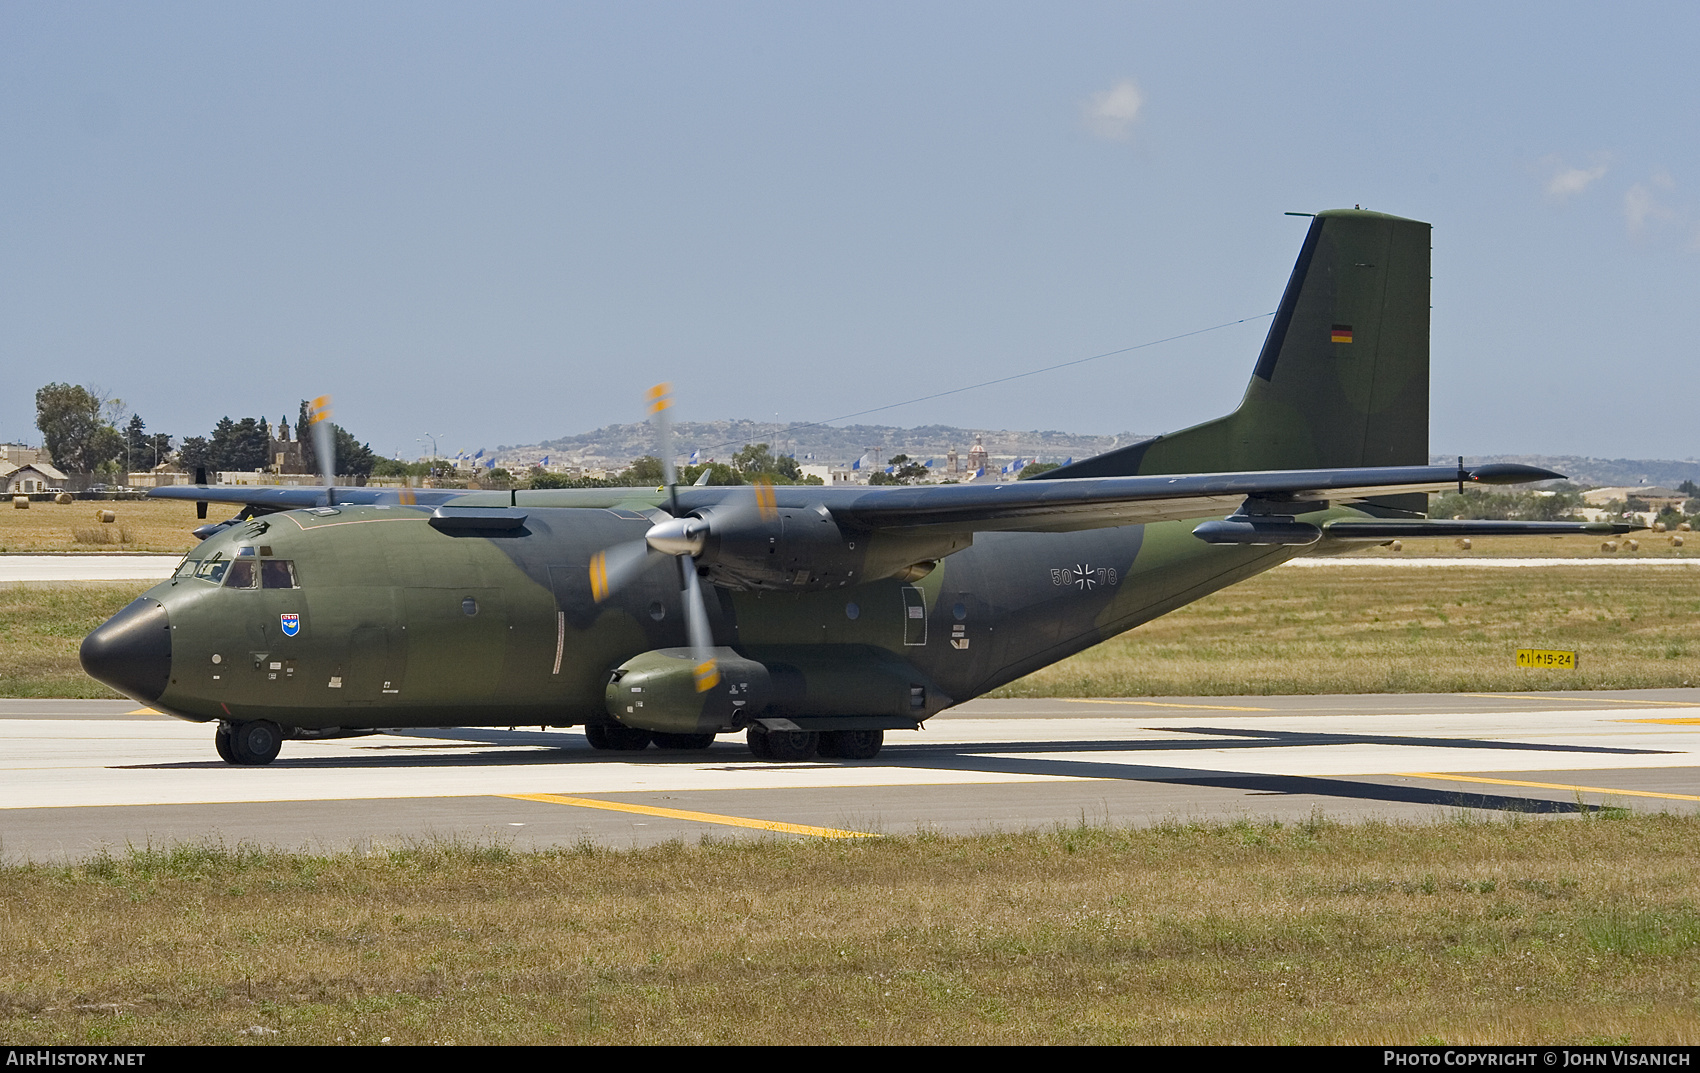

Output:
xmin=796 ymin=462 xmax=1565 ymax=535
xmin=153 ymin=462 xmax=1588 ymax=541
xmin=150 ymin=484 xmax=467 ymax=511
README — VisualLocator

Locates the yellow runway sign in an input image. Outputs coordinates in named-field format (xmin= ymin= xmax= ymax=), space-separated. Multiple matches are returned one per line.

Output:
xmin=1516 ymin=648 xmax=1577 ymax=669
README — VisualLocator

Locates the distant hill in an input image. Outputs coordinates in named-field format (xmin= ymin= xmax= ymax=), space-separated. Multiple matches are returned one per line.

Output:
xmin=503 ymin=420 xmax=1146 ymax=467
xmin=498 ymin=421 xmax=1697 ymax=488
xmin=1436 ymin=455 xmax=1700 ymax=489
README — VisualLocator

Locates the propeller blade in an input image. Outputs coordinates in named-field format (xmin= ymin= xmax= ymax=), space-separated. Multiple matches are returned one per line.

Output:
xmin=679 ymin=555 xmax=720 ymax=691
xmin=646 ymin=382 xmax=678 ymax=497
xmin=700 ymin=479 xmax=780 ymax=531
xmin=308 ymin=395 xmax=336 ymax=504
xmin=588 ymin=540 xmax=654 ymax=603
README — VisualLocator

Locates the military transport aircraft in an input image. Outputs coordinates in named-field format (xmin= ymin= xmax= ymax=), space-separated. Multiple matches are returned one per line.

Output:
xmin=81 ymin=209 xmax=1640 ymax=765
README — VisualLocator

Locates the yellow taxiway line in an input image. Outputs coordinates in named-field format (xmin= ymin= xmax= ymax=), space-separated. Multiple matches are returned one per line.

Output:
xmin=503 ymin=792 xmax=876 ymax=838
xmin=1401 ymin=772 xmax=1700 ymax=804
xmin=1620 ymin=718 xmax=1700 ymax=726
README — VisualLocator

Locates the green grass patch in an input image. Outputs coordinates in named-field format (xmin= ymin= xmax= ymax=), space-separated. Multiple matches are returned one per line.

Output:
xmin=996 ymin=564 xmax=1700 ymax=696
xmin=0 ymin=584 xmax=138 ymax=698
xmin=4 ymin=816 xmax=1699 ymax=1044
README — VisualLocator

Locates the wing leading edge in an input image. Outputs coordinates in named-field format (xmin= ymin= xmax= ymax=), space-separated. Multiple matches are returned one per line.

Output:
xmin=155 ymin=462 xmax=1569 ymax=538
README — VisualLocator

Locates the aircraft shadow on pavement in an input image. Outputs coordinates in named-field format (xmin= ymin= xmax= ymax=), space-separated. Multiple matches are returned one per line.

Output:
xmin=893 ymin=727 xmax=1669 ymax=758
xmin=114 ymin=722 xmax=1666 ymax=778
xmin=110 ymin=742 xmax=755 ymax=771
xmin=870 ymin=749 xmax=1604 ymax=814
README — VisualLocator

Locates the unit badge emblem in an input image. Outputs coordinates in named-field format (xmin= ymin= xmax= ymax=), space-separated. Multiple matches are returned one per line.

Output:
xmin=280 ymin=613 xmax=301 ymax=637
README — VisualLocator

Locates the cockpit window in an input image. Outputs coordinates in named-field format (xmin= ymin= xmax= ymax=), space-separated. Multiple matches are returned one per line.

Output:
xmin=195 ymin=558 xmax=228 ymax=583
xmin=175 ymin=559 xmax=200 ymax=579
xmin=223 ymin=560 xmax=258 ymax=588
xmin=260 ymin=560 xmax=298 ymax=589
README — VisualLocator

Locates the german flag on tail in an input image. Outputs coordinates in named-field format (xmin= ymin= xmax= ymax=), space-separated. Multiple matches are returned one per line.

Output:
xmin=1330 ymin=324 xmax=1354 ymax=344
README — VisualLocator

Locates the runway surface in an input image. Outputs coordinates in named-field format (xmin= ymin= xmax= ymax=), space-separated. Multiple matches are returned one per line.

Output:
xmin=0 ymin=554 xmax=180 ymax=583
xmin=4 ymin=689 xmax=1697 ymax=861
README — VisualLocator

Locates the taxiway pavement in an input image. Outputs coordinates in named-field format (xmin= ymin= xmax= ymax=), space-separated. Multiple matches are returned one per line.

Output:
xmin=3 ymin=690 xmax=1697 ymax=861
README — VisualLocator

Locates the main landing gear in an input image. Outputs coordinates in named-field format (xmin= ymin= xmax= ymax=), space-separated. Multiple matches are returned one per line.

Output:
xmin=745 ymin=727 xmax=883 ymax=761
xmin=215 ymin=720 xmax=285 ymax=765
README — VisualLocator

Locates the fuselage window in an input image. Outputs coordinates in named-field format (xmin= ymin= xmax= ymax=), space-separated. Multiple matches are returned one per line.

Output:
xmin=260 ymin=560 xmax=298 ymax=589
xmin=223 ymin=560 xmax=258 ymax=588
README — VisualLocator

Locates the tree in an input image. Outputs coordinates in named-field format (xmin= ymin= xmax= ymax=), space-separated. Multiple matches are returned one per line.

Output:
xmin=867 ymin=454 xmax=931 ymax=486
xmin=208 ymin=417 xmax=270 ymax=472
xmin=731 ymin=443 xmax=806 ymax=483
xmin=1017 ymin=462 xmax=1060 ymax=480
xmin=617 ymin=456 xmax=667 ymax=485
xmin=123 ymin=414 xmax=148 ymax=471
xmin=681 ymin=462 xmax=744 ymax=486
xmin=146 ymin=433 xmax=174 ymax=468
xmin=177 ymin=436 xmax=213 ymax=474
xmin=35 ymin=383 xmax=124 ymax=474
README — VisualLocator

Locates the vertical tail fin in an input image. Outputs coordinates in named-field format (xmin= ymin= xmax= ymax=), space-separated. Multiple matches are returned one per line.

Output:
xmin=1049 ymin=209 xmax=1431 ymax=489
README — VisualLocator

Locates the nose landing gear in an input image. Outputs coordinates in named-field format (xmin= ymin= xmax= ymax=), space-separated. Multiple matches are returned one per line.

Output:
xmin=215 ymin=720 xmax=285 ymax=765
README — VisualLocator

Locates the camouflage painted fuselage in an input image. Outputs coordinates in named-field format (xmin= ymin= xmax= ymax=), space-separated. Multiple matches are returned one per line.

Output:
xmin=137 ymin=489 xmax=1338 ymax=731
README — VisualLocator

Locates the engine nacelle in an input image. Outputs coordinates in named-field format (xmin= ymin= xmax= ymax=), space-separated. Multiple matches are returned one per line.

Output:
xmin=605 ymin=648 xmax=773 ymax=734
xmin=697 ymin=502 xmax=862 ymax=591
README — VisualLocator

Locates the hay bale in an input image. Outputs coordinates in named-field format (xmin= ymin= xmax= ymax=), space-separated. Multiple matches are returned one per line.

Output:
xmin=12 ymin=496 xmax=28 ymax=509
xmin=96 ymin=509 xmax=116 ymax=523
xmin=54 ymin=492 xmax=72 ymax=505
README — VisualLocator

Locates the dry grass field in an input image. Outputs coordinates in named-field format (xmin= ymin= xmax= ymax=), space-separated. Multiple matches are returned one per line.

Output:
xmin=8 ymin=561 xmax=1699 ymax=699
xmin=0 ymin=498 xmax=201 ymax=554
xmin=2 ymin=815 xmax=1696 ymax=1045
xmin=997 ymin=563 xmax=1700 ymax=697
xmin=1340 ymin=532 xmax=1693 ymax=558
xmin=0 ymin=585 xmax=151 ymax=698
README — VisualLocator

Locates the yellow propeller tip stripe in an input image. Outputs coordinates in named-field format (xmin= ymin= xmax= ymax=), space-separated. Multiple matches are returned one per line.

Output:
xmin=589 ymin=552 xmax=610 ymax=602
xmin=693 ymin=662 xmax=720 ymax=692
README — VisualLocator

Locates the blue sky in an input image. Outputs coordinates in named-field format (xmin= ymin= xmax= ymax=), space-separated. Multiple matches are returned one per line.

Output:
xmin=3 ymin=2 xmax=1696 ymax=461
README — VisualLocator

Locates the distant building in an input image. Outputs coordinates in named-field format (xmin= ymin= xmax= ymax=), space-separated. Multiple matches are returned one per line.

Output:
xmin=966 ymin=437 xmax=988 ymax=478
xmin=1 ymin=462 xmax=68 ymax=493
xmin=128 ymin=464 xmax=190 ymax=489
xmin=1582 ymin=486 xmax=1688 ymax=510
xmin=269 ymin=416 xmax=308 ymax=474
xmin=2 ymin=444 xmax=41 ymax=468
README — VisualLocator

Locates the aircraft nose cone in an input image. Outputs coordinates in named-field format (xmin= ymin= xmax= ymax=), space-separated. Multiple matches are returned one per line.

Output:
xmin=80 ymin=597 xmax=172 ymax=703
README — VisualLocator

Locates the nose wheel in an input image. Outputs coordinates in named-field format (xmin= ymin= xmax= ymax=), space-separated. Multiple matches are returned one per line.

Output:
xmin=215 ymin=720 xmax=284 ymax=765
